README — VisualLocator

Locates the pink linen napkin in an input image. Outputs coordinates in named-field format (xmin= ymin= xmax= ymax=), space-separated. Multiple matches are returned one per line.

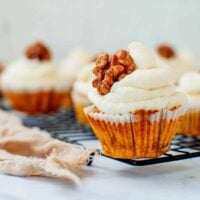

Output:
xmin=0 ymin=110 xmax=95 ymax=184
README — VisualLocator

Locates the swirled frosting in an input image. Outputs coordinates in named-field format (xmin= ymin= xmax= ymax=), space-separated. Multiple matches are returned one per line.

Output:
xmin=59 ymin=48 xmax=93 ymax=87
xmin=179 ymin=70 xmax=200 ymax=105
xmin=156 ymin=48 xmax=196 ymax=79
xmin=88 ymin=42 xmax=187 ymax=114
xmin=73 ymin=62 xmax=95 ymax=97
xmin=1 ymin=58 xmax=70 ymax=92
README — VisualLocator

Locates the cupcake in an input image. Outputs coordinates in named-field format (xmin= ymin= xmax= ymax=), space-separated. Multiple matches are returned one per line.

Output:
xmin=0 ymin=61 xmax=4 ymax=96
xmin=72 ymin=63 xmax=94 ymax=124
xmin=178 ymin=70 xmax=200 ymax=135
xmin=156 ymin=44 xmax=196 ymax=79
xmin=1 ymin=41 xmax=71 ymax=115
xmin=59 ymin=48 xmax=94 ymax=108
xmin=85 ymin=42 xmax=187 ymax=159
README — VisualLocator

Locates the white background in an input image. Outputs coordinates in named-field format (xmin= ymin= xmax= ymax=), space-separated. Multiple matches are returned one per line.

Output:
xmin=0 ymin=0 xmax=199 ymax=63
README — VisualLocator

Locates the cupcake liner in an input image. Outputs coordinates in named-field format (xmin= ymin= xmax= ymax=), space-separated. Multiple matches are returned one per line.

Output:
xmin=3 ymin=90 xmax=72 ymax=115
xmin=73 ymin=103 xmax=91 ymax=124
xmin=178 ymin=105 xmax=200 ymax=136
xmin=60 ymin=90 xmax=73 ymax=108
xmin=72 ymin=90 xmax=91 ymax=124
xmin=85 ymin=105 xmax=186 ymax=159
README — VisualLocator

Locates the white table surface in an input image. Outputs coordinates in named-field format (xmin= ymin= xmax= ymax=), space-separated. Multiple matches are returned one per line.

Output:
xmin=0 ymin=140 xmax=200 ymax=200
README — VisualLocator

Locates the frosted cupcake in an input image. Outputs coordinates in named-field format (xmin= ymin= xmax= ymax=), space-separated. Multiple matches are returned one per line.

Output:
xmin=72 ymin=63 xmax=94 ymax=124
xmin=59 ymin=48 xmax=94 ymax=107
xmin=0 ymin=61 xmax=4 ymax=96
xmin=178 ymin=70 xmax=200 ymax=135
xmin=1 ymin=41 xmax=71 ymax=115
xmin=156 ymin=44 xmax=196 ymax=79
xmin=85 ymin=42 xmax=187 ymax=159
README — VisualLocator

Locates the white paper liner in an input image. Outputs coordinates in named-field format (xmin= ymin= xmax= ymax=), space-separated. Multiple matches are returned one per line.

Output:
xmin=178 ymin=104 xmax=200 ymax=136
xmin=85 ymin=106 xmax=133 ymax=123
xmin=149 ymin=105 xmax=188 ymax=122
xmin=84 ymin=105 xmax=187 ymax=123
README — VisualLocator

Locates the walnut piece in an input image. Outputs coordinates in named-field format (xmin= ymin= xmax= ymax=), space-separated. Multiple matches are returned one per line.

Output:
xmin=157 ymin=44 xmax=176 ymax=59
xmin=25 ymin=41 xmax=51 ymax=61
xmin=92 ymin=50 xmax=136 ymax=95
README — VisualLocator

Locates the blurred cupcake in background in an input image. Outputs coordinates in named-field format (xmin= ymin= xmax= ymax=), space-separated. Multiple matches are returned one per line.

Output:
xmin=0 ymin=62 xmax=4 ymax=73
xmin=85 ymin=42 xmax=187 ymax=159
xmin=178 ymin=70 xmax=200 ymax=135
xmin=1 ymin=41 xmax=71 ymax=115
xmin=59 ymin=48 xmax=94 ymax=108
xmin=72 ymin=62 xmax=94 ymax=124
xmin=0 ymin=61 xmax=5 ymax=96
xmin=156 ymin=44 xmax=196 ymax=79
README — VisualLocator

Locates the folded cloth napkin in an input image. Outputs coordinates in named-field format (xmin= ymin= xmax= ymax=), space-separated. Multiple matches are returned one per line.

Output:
xmin=0 ymin=110 xmax=96 ymax=184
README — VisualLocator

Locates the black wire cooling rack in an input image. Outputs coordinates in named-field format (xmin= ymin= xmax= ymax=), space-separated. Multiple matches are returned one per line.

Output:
xmin=20 ymin=109 xmax=200 ymax=166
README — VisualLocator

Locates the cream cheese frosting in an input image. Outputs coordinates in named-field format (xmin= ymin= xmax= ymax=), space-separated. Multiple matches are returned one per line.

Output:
xmin=88 ymin=42 xmax=187 ymax=114
xmin=72 ymin=62 xmax=95 ymax=97
xmin=156 ymin=49 xmax=196 ymax=79
xmin=179 ymin=70 xmax=200 ymax=105
xmin=1 ymin=58 xmax=70 ymax=92
xmin=179 ymin=70 xmax=200 ymax=94
xmin=59 ymin=48 xmax=93 ymax=87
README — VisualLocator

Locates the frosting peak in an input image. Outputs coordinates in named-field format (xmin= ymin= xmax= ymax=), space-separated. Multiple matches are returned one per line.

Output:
xmin=128 ymin=42 xmax=156 ymax=69
xmin=178 ymin=70 xmax=200 ymax=105
xmin=179 ymin=70 xmax=200 ymax=94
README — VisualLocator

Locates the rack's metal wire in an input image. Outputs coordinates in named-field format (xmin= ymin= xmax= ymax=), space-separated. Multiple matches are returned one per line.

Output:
xmin=21 ymin=109 xmax=200 ymax=166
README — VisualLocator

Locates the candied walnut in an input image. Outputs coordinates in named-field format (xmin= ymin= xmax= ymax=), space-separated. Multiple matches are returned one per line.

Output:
xmin=97 ymin=71 xmax=105 ymax=81
xmin=110 ymin=54 xmax=119 ymax=66
xmin=92 ymin=50 xmax=136 ymax=95
xmin=157 ymin=44 xmax=176 ymax=59
xmin=25 ymin=41 xmax=51 ymax=61
xmin=106 ymin=65 xmax=124 ymax=79
xmin=92 ymin=78 xmax=100 ymax=88
xmin=118 ymin=73 xmax=127 ymax=80
xmin=92 ymin=66 xmax=104 ymax=76
xmin=126 ymin=65 xmax=135 ymax=74
xmin=98 ymin=81 xmax=111 ymax=95
xmin=116 ymin=50 xmax=135 ymax=67
xmin=96 ymin=53 xmax=109 ymax=69
xmin=104 ymin=75 xmax=114 ymax=86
